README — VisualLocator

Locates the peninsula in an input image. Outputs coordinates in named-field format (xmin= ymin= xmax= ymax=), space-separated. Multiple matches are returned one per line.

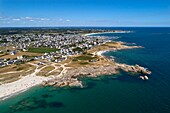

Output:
xmin=0 ymin=29 xmax=151 ymax=100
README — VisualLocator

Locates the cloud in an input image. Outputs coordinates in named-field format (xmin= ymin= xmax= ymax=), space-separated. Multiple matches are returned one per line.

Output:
xmin=66 ymin=19 xmax=71 ymax=22
xmin=23 ymin=17 xmax=35 ymax=21
xmin=12 ymin=18 xmax=21 ymax=21
xmin=22 ymin=17 xmax=51 ymax=21
xmin=25 ymin=17 xmax=32 ymax=19
xmin=40 ymin=18 xmax=50 ymax=21
xmin=29 ymin=19 xmax=34 ymax=22
xmin=0 ymin=15 xmax=73 ymax=26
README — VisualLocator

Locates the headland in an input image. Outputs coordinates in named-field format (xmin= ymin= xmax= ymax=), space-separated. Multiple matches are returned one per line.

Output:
xmin=0 ymin=29 xmax=151 ymax=100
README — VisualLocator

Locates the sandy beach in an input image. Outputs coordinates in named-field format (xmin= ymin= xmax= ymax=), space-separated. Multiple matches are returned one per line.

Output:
xmin=0 ymin=69 xmax=50 ymax=100
xmin=96 ymin=50 xmax=109 ymax=56
xmin=84 ymin=31 xmax=132 ymax=36
xmin=96 ymin=51 xmax=105 ymax=56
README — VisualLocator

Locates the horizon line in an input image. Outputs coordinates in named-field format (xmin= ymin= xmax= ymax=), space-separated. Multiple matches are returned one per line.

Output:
xmin=0 ymin=26 xmax=170 ymax=28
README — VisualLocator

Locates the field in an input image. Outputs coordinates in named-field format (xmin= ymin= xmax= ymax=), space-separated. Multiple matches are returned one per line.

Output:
xmin=73 ymin=55 xmax=96 ymax=61
xmin=0 ymin=64 xmax=36 ymax=84
xmin=0 ymin=52 xmax=42 ymax=59
xmin=36 ymin=66 xmax=55 ymax=76
xmin=0 ymin=46 xmax=16 ymax=51
xmin=28 ymin=47 xmax=59 ymax=53
xmin=65 ymin=42 xmax=119 ymax=68
xmin=88 ymin=42 xmax=121 ymax=53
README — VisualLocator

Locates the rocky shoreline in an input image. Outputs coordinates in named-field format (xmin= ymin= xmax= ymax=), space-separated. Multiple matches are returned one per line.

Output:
xmin=43 ymin=64 xmax=119 ymax=87
xmin=43 ymin=42 xmax=151 ymax=88
xmin=0 ymin=41 xmax=152 ymax=100
xmin=116 ymin=63 xmax=151 ymax=75
xmin=43 ymin=62 xmax=151 ymax=88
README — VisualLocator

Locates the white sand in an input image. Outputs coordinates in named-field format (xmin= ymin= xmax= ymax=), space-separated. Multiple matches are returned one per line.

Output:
xmin=0 ymin=67 xmax=51 ymax=100
xmin=84 ymin=31 xmax=132 ymax=36
xmin=0 ymin=62 xmax=68 ymax=100
xmin=96 ymin=51 xmax=106 ymax=56
xmin=96 ymin=50 xmax=115 ymax=56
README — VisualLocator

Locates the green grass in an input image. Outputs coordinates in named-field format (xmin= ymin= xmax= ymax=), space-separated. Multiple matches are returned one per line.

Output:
xmin=28 ymin=47 xmax=58 ymax=53
xmin=73 ymin=47 xmax=84 ymax=52
xmin=73 ymin=55 xmax=96 ymax=61
xmin=79 ymin=62 xmax=89 ymax=65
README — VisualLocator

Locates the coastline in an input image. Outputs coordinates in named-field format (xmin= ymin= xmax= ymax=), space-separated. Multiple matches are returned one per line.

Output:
xmin=0 ymin=69 xmax=51 ymax=100
xmin=0 ymin=50 xmax=110 ymax=100
xmin=43 ymin=42 xmax=150 ymax=87
xmin=0 ymin=40 xmax=149 ymax=101
xmin=96 ymin=50 xmax=109 ymax=56
xmin=0 ymin=28 xmax=169 ymax=113
xmin=83 ymin=31 xmax=132 ymax=36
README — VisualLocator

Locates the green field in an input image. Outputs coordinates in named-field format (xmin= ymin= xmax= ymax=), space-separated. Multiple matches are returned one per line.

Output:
xmin=73 ymin=55 xmax=96 ymax=61
xmin=28 ymin=47 xmax=58 ymax=53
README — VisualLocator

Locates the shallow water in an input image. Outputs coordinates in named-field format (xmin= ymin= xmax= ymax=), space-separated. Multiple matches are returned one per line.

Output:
xmin=0 ymin=27 xmax=170 ymax=113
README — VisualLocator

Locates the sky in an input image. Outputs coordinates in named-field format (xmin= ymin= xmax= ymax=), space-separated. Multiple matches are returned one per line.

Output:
xmin=0 ymin=0 xmax=170 ymax=27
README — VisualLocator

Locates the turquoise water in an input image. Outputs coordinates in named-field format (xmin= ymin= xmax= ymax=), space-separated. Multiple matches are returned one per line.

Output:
xmin=0 ymin=27 xmax=170 ymax=113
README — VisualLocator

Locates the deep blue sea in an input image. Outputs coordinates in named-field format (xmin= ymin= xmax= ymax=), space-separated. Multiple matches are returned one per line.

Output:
xmin=0 ymin=27 xmax=170 ymax=113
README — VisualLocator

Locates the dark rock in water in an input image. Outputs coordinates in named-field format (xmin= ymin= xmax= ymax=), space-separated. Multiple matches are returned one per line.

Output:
xmin=48 ymin=102 xmax=65 ymax=108
xmin=41 ymin=94 xmax=53 ymax=98
xmin=9 ymin=96 xmax=65 ymax=112
xmin=34 ymin=99 xmax=48 ymax=109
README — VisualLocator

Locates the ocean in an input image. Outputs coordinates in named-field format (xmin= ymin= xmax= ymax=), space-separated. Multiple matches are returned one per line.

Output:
xmin=0 ymin=27 xmax=170 ymax=113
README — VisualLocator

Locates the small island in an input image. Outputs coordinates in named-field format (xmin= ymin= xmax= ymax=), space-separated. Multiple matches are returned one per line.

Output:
xmin=0 ymin=29 xmax=151 ymax=100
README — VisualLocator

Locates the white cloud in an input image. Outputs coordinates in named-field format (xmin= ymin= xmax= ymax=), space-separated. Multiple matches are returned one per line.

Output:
xmin=12 ymin=19 xmax=21 ymax=21
xmin=40 ymin=18 xmax=50 ymax=21
xmin=40 ymin=18 xmax=45 ymax=21
xmin=29 ymin=20 xmax=34 ymax=22
xmin=25 ymin=17 xmax=32 ymax=19
xmin=66 ymin=19 xmax=71 ymax=22
xmin=0 ymin=16 xmax=74 ymax=26
xmin=22 ymin=17 xmax=51 ymax=22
